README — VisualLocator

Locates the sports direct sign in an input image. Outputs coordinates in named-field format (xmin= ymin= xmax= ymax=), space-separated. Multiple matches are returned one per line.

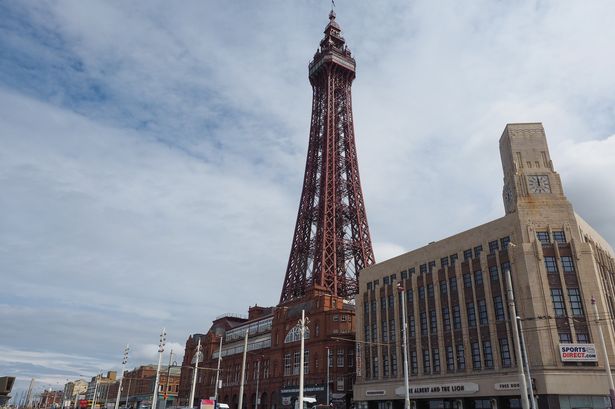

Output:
xmin=559 ymin=343 xmax=598 ymax=362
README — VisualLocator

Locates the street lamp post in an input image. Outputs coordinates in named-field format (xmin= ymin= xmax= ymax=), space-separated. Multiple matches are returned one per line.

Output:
xmin=238 ymin=330 xmax=249 ymax=409
xmin=114 ymin=345 xmax=130 ymax=409
xmin=517 ymin=318 xmax=536 ymax=409
xmin=298 ymin=310 xmax=309 ymax=409
xmin=189 ymin=338 xmax=201 ymax=409
xmin=592 ymin=296 xmax=615 ymax=408
xmin=163 ymin=350 xmax=177 ymax=409
xmin=91 ymin=373 xmax=102 ymax=409
xmin=152 ymin=328 xmax=167 ymax=409
xmin=214 ymin=337 xmax=223 ymax=404
xmin=504 ymin=247 xmax=529 ymax=409
xmin=397 ymin=283 xmax=411 ymax=409
xmin=326 ymin=348 xmax=330 ymax=406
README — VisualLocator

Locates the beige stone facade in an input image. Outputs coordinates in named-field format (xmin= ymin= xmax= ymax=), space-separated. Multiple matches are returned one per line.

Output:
xmin=353 ymin=124 xmax=615 ymax=409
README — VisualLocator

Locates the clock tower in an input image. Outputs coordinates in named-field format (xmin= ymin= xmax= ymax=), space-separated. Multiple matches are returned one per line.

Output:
xmin=499 ymin=123 xmax=567 ymax=214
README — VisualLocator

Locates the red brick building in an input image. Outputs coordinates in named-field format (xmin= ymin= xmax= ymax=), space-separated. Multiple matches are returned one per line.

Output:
xmin=178 ymin=293 xmax=356 ymax=409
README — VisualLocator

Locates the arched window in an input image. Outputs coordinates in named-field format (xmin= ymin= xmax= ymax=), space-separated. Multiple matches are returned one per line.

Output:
xmin=284 ymin=324 xmax=310 ymax=343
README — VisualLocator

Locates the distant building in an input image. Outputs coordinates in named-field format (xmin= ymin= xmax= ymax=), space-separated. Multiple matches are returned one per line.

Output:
xmin=353 ymin=123 xmax=615 ymax=409
xmin=86 ymin=371 xmax=117 ymax=407
xmin=64 ymin=380 xmax=88 ymax=408
xmin=107 ymin=365 xmax=180 ymax=409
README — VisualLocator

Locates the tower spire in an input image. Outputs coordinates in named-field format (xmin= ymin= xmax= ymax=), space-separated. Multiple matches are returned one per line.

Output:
xmin=280 ymin=12 xmax=375 ymax=304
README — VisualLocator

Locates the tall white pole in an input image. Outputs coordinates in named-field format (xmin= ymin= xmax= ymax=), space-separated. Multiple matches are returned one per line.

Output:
xmin=190 ymin=338 xmax=201 ymax=409
xmin=517 ymin=318 xmax=536 ymax=409
xmin=152 ymin=328 xmax=166 ymax=409
xmin=114 ymin=345 xmax=130 ymax=409
xmin=91 ymin=374 xmax=101 ymax=409
xmin=214 ymin=337 xmax=223 ymax=404
xmin=397 ymin=283 xmax=411 ymax=409
xmin=238 ymin=330 xmax=249 ymax=409
xmin=255 ymin=360 xmax=261 ymax=409
xmin=592 ymin=296 xmax=615 ymax=408
xmin=299 ymin=310 xmax=306 ymax=409
xmin=326 ymin=348 xmax=330 ymax=406
xmin=505 ymin=268 xmax=529 ymax=409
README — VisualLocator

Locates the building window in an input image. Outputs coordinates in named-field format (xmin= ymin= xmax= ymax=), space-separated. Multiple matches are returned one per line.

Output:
xmin=333 ymin=314 xmax=339 ymax=322
xmin=432 ymin=348 xmax=441 ymax=373
xmin=391 ymin=273 xmax=397 ymax=281
xmin=471 ymin=342 xmax=481 ymax=370
xmin=464 ymin=249 xmax=473 ymax=260
xmin=449 ymin=277 xmax=458 ymax=292
xmin=474 ymin=245 xmax=483 ymax=258
xmin=364 ymin=324 xmax=369 ymax=342
xmin=544 ymin=256 xmax=558 ymax=273
xmin=478 ymin=299 xmax=488 ymax=325
xmin=446 ymin=345 xmax=455 ymax=371
xmin=488 ymin=240 xmax=499 ymax=254
xmin=284 ymin=353 xmax=291 ymax=376
xmin=391 ymin=351 xmax=397 ymax=376
xmin=493 ymin=296 xmax=505 ymax=320
xmin=381 ymin=320 xmax=388 ymax=342
xmin=467 ymin=302 xmax=477 ymax=327
xmin=559 ymin=332 xmax=572 ymax=343
xmin=499 ymin=338 xmax=512 ymax=367
xmin=409 ymin=267 xmax=415 ymax=275
xmin=453 ymin=304 xmax=462 ymax=330
xmin=483 ymin=341 xmax=494 ymax=369
xmin=367 ymin=282 xmax=372 ymax=291
xmin=501 ymin=261 xmax=511 ymax=274
xmin=377 ymin=351 xmax=387 ymax=378
xmin=456 ymin=344 xmax=466 ymax=370
xmin=388 ymin=294 xmax=394 ymax=309
xmin=474 ymin=270 xmax=483 ymax=286
xmin=418 ymin=287 xmax=425 ymax=300
xmin=561 ymin=256 xmax=576 ymax=273
xmin=411 ymin=350 xmax=418 ymax=375
xmin=430 ymin=310 xmax=438 ymax=334
xmin=486 ymin=266 xmax=497 ymax=283
xmin=420 ymin=264 xmax=427 ymax=274
xmin=371 ymin=322 xmax=377 ymax=341
xmin=441 ymin=257 xmax=449 ymax=267
xmin=577 ymin=333 xmax=590 ymax=343
xmin=536 ymin=231 xmax=550 ymax=244
xmin=409 ymin=316 xmax=416 ymax=337
xmin=407 ymin=288 xmax=414 ymax=304
xmin=389 ymin=318 xmax=396 ymax=342
xmin=463 ymin=273 xmax=472 ymax=288
xmin=442 ymin=307 xmax=451 ymax=332
xmin=440 ymin=280 xmax=447 ymax=294
xmin=450 ymin=254 xmax=458 ymax=265
xmin=427 ymin=283 xmax=434 ymax=298
xmin=383 ymin=276 xmax=390 ymax=285
xmin=401 ymin=270 xmax=408 ymax=279
xmin=420 ymin=312 xmax=428 ymax=335
xmin=551 ymin=288 xmax=566 ymax=317
xmin=475 ymin=400 xmax=492 ymax=409
xmin=500 ymin=236 xmax=511 ymax=249
xmin=423 ymin=349 xmax=431 ymax=374
xmin=349 ymin=349 xmax=354 ymax=368
xmin=553 ymin=231 xmax=566 ymax=243
xmin=372 ymin=348 xmax=379 ymax=378
xmin=568 ymin=288 xmax=584 ymax=316
xmin=428 ymin=260 xmax=436 ymax=272
xmin=285 ymin=325 xmax=311 ymax=343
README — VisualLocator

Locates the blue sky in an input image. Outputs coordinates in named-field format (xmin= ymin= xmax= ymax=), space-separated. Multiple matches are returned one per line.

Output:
xmin=2 ymin=0 xmax=615 ymax=398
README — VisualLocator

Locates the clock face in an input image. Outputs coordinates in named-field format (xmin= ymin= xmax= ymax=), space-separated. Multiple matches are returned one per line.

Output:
xmin=527 ymin=175 xmax=551 ymax=193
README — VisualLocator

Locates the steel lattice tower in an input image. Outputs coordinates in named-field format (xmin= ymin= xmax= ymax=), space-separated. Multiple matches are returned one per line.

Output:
xmin=280 ymin=11 xmax=375 ymax=304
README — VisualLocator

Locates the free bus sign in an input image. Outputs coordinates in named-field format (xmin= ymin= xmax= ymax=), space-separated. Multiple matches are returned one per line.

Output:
xmin=559 ymin=343 xmax=598 ymax=362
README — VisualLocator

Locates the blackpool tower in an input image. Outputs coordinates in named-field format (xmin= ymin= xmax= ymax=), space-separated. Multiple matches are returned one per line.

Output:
xmin=280 ymin=10 xmax=375 ymax=304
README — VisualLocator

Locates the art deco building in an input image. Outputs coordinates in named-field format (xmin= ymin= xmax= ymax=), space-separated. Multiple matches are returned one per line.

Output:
xmin=353 ymin=123 xmax=615 ymax=409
